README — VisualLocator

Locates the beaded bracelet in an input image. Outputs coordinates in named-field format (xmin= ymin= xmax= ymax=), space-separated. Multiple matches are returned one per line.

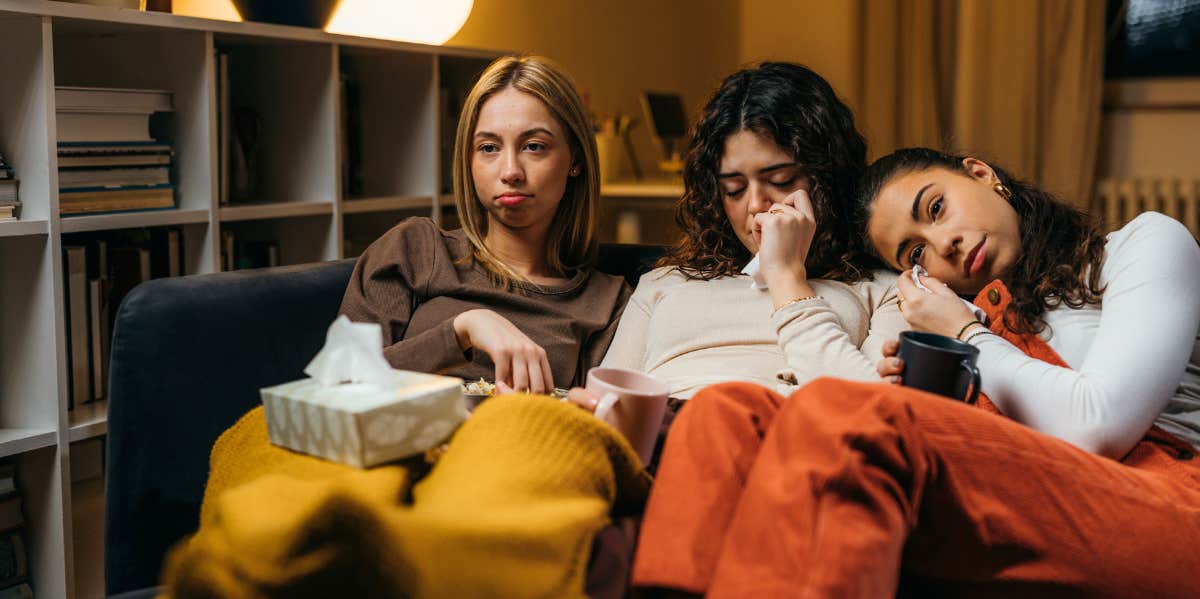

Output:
xmin=962 ymin=328 xmax=994 ymax=345
xmin=955 ymin=319 xmax=983 ymax=340
xmin=773 ymin=295 xmax=824 ymax=315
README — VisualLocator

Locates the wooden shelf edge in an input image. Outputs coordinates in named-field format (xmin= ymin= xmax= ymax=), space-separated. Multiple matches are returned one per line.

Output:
xmin=60 ymin=208 xmax=211 ymax=233
xmin=67 ymin=400 xmax=107 ymax=443
xmin=0 ymin=219 xmax=49 ymax=238
xmin=342 ymin=195 xmax=433 ymax=214
xmin=0 ymin=428 xmax=58 ymax=459
xmin=219 ymin=201 xmax=334 ymax=222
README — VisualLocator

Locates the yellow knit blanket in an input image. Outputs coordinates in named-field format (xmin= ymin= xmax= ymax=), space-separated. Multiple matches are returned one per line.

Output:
xmin=160 ymin=394 xmax=652 ymax=599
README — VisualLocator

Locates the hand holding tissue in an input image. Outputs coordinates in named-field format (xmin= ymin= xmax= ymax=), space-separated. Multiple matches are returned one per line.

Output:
xmin=260 ymin=316 xmax=467 ymax=468
xmin=742 ymin=254 xmax=769 ymax=289
xmin=910 ymin=265 xmax=988 ymax=323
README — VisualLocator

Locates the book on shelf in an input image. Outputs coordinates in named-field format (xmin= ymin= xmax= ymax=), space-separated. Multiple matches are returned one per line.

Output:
xmin=0 ymin=494 xmax=23 ymax=533
xmin=0 ymin=583 xmax=32 ymax=599
xmin=58 ymin=151 xmax=172 ymax=168
xmin=55 ymin=86 xmax=173 ymax=114
xmin=0 ymin=528 xmax=28 ymax=590
xmin=56 ymin=86 xmax=174 ymax=144
xmin=58 ymin=112 xmax=156 ymax=144
xmin=0 ymin=465 xmax=13 ymax=500
xmin=59 ymin=184 xmax=176 ymax=216
xmin=0 ymin=153 xmax=14 ymax=181
xmin=0 ymin=181 xmax=18 ymax=202
xmin=85 ymin=238 xmax=109 ymax=402
xmin=221 ymin=230 xmax=280 ymax=271
xmin=218 ymin=50 xmax=230 ymax=205
xmin=57 ymin=142 xmax=176 ymax=215
xmin=339 ymin=69 xmax=364 ymax=199
xmin=58 ymin=166 xmax=171 ymax=188
xmin=63 ymin=228 xmax=186 ymax=409
xmin=0 ymin=154 xmax=19 ymax=220
xmin=64 ymin=245 xmax=90 ymax=409
xmin=69 ymin=438 xmax=104 ymax=484
xmin=58 ymin=142 xmax=172 ymax=157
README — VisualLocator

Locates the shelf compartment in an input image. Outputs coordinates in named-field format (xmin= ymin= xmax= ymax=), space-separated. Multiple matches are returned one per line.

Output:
xmin=218 ymin=40 xmax=338 ymax=207
xmin=221 ymin=214 xmax=336 ymax=268
xmin=339 ymin=47 xmax=436 ymax=200
xmin=219 ymin=201 xmax=333 ymax=222
xmin=60 ymin=208 xmax=210 ymax=233
xmin=0 ymin=428 xmax=57 ymax=459
xmin=0 ymin=219 xmax=50 ymax=238
xmin=436 ymin=55 xmax=495 ymax=195
xmin=52 ymin=22 xmax=215 ymax=213
xmin=67 ymin=400 xmax=107 ymax=443
xmin=342 ymin=195 xmax=433 ymax=214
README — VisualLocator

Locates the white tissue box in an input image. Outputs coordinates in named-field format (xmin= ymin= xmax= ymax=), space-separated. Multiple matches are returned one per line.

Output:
xmin=260 ymin=370 xmax=467 ymax=468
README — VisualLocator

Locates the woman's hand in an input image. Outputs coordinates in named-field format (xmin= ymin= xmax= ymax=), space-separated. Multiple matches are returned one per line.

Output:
xmin=756 ymin=188 xmax=818 ymax=307
xmin=876 ymin=338 xmax=903 ymax=384
xmin=452 ymin=309 xmax=554 ymax=394
xmin=565 ymin=387 xmax=599 ymax=413
xmin=895 ymin=270 xmax=977 ymax=337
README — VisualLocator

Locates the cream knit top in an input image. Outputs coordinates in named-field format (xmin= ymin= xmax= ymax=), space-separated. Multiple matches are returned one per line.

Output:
xmin=600 ymin=267 xmax=908 ymax=399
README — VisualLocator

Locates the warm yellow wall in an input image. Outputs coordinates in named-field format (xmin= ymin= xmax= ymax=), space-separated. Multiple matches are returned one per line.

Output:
xmin=738 ymin=0 xmax=861 ymax=110
xmin=447 ymin=0 xmax=740 ymax=178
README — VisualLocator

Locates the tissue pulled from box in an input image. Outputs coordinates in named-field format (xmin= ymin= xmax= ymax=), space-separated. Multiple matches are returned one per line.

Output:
xmin=742 ymin=254 xmax=769 ymax=289
xmin=260 ymin=317 xmax=467 ymax=468
xmin=304 ymin=315 xmax=397 ymax=388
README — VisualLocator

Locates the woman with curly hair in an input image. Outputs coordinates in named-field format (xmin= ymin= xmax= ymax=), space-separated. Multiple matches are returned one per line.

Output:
xmin=571 ymin=62 xmax=907 ymax=595
xmin=595 ymin=62 xmax=906 ymax=401
xmin=638 ymin=147 xmax=1200 ymax=597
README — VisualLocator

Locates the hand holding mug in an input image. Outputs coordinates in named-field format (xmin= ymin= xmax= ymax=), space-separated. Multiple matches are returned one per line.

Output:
xmin=876 ymin=338 xmax=903 ymax=384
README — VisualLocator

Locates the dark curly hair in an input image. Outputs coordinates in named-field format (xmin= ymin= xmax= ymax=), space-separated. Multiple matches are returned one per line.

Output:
xmin=656 ymin=62 xmax=877 ymax=282
xmin=855 ymin=147 xmax=1108 ymax=335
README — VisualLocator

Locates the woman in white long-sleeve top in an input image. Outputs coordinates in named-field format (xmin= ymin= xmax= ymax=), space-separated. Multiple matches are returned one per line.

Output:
xmin=633 ymin=146 xmax=1200 ymax=598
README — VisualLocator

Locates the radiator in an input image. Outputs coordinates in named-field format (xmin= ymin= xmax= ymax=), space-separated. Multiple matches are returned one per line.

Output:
xmin=1093 ymin=178 xmax=1200 ymax=239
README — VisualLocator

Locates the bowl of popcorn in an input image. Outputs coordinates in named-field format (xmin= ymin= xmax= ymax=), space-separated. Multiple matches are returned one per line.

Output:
xmin=461 ymin=378 xmax=495 ymax=410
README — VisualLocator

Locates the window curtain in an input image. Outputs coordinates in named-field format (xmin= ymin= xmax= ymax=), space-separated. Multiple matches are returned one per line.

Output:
xmin=857 ymin=0 xmax=1106 ymax=208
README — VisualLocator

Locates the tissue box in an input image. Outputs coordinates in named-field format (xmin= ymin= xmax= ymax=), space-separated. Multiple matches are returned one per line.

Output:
xmin=260 ymin=370 xmax=467 ymax=468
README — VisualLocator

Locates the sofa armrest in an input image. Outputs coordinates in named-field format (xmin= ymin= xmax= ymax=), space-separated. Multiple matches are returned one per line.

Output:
xmin=103 ymin=260 xmax=355 ymax=595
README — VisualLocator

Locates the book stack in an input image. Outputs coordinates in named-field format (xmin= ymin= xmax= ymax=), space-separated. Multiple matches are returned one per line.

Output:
xmin=56 ymin=86 xmax=176 ymax=216
xmin=63 ymin=228 xmax=185 ymax=409
xmin=0 ymin=463 xmax=32 ymax=599
xmin=0 ymin=155 xmax=19 ymax=222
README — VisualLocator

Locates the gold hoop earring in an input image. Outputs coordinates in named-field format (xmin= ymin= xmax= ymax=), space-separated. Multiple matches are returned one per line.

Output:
xmin=993 ymin=182 xmax=1012 ymax=201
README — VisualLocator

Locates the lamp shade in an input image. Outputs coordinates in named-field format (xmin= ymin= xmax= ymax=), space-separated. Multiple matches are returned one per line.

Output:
xmin=230 ymin=0 xmax=343 ymax=28
xmin=326 ymin=0 xmax=473 ymax=45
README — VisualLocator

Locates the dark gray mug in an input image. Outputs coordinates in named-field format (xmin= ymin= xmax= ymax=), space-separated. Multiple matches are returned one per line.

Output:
xmin=898 ymin=331 xmax=981 ymax=404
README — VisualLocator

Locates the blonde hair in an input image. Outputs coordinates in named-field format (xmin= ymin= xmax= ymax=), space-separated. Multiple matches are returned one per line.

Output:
xmin=452 ymin=55 xmax=600 ymax=287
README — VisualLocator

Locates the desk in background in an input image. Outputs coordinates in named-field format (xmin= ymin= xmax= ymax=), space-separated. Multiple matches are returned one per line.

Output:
xmin=599 ymin=178 xmax=683 ymax=244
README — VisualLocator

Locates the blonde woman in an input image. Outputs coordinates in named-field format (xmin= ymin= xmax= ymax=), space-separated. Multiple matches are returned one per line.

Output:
xmin=340 ymin=55 xmax=630 ymax=393
xmin=163 ymin=56 xmax=648 ymax=599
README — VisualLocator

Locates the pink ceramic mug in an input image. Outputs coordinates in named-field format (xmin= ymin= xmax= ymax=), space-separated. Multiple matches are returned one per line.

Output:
xmin=587 ymin=367 xmax=669 ymax=466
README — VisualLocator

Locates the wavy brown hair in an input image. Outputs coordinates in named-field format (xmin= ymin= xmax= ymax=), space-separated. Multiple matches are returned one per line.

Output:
xmin=657 ymin=62 xmax=877 ymax=282
xmin=855 ymin=147 xmax=1108 ymax=334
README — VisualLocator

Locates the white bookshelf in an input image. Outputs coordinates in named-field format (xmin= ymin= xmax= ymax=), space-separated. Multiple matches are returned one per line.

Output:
xmin=0 ymin=2 xmax=502 ymax=597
